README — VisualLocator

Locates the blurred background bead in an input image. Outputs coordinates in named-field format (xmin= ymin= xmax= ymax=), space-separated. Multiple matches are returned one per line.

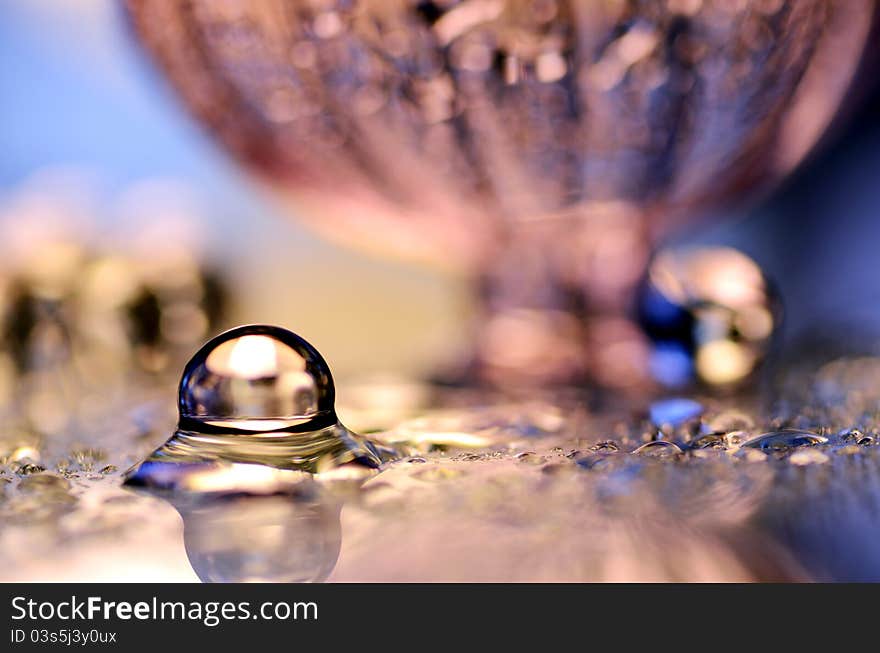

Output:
xmin=637 ymin=246 xmax=780 ymax=388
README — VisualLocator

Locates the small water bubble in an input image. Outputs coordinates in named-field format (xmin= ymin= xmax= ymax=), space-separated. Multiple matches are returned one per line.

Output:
xmin=837 ymin=429 xmax=875 ymax=446
xmin=689 ymin=434 xmax=726 ymax=450
xmin=742 ymin=430 xmax=828 ymax=452
xmin=836 ymin=428 xmax=864 ymax=443
xmin=590 ymin=440 xmax=620 ymax=453
xmin=736 ymin=448 xmax=768 ymax=463
xmin=575 ymin=454 xmax=616 ymax=470
xmin=690 ymin=431 xmax=749 ymax=449
xmin=124 ymin=325 xmax=393 ymax=491
xmin=15 ymin=461 xmax=46 ymax=475
xmin=516 ymin=451 xmax=546 ymax=465
xmin=632 ymin=440 xmax=683 ymax=458
xmin=724 ymin=430 xmax=749 ymax=447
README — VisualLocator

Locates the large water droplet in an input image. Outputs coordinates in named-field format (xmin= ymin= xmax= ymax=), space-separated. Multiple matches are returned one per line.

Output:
xmin=178 ymin=324 xmax=335 ymax=433
xmin=124 ymin=325 xmax=392 ymax=491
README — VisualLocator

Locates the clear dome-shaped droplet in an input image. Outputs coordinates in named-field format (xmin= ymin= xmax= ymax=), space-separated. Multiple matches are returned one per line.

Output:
xmin=124 ymin=325 xmax=394 ymax=491
xmin=178 ymin=324 xmax=336 ymax=433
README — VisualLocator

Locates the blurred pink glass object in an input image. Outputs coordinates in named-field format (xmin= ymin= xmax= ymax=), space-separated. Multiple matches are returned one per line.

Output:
xmin=125 ymin=0 xmax=875 ymax=387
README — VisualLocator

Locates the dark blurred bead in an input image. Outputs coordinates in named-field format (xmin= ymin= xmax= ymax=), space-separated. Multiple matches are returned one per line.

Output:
xmin=126 ymin=287 xmax=163 ymax=350
xmin=124 ymin=267 xmax=228 ymax=373
xmin=1 ymin=280 xmax=74 ymax=374
xmin=415 ymin=1 xmax=444 ymax=24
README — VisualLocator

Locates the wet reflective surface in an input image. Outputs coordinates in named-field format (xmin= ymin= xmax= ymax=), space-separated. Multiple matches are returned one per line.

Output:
xmin=6 ymin=353 xmax=880 ymax=581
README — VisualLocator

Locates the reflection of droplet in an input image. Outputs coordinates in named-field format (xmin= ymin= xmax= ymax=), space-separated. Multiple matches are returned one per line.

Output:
xmin=171 ymin=492 xmax=342 ymax=582
xmin=17 ymin=473 xmax=70 ymax=494
xmin=637 ymin=246 xmax=779 ymax=388
xmin=575 ymin=454 xmax=617 ymax=470
xmin=742 ymin=430 xmax=827 ymax=452
xmin=788 ymin=449 xmax=829 ymax=466
xmin=124 ymin=325 xmax=393 ymax=491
